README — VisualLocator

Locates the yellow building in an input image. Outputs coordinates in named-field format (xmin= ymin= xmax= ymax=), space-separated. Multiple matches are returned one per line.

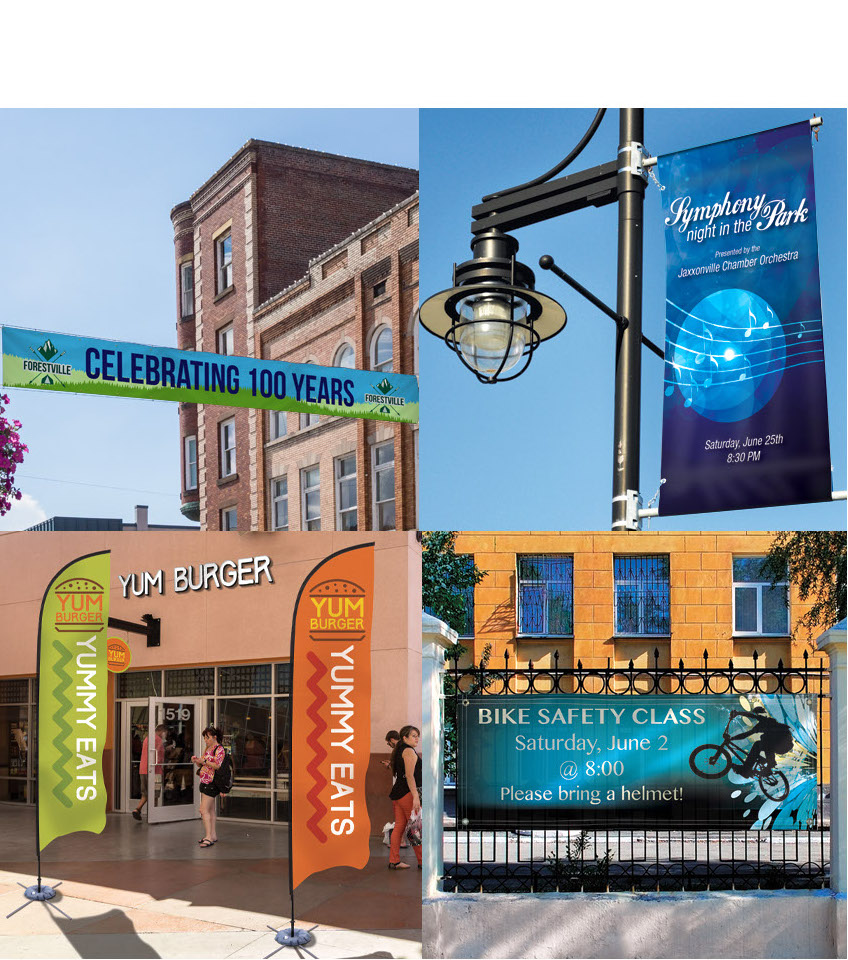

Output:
xmin=453 ymin=531 xmax=824 ymax=670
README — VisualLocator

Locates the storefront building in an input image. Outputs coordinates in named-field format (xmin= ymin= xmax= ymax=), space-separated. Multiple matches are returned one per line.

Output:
xmin=0 ymin=531 xmax=421 ymax=832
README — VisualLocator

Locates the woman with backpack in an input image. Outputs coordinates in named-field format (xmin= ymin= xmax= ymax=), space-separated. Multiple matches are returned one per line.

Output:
xmin=192 ymin=726 xmax=225 ymax=848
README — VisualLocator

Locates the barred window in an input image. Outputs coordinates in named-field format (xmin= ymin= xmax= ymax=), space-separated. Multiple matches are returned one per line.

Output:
xmin=517 ymin=555 xmax=574 ymax=636
xmin=614 ymin=555 xmax=670 ymax=636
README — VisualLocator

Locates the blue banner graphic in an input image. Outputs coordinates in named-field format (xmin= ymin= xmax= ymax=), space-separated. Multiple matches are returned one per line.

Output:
xmin=458 ymin=694 xmax=818 ymax=830
xmin=0 ymin=326 xmax=419 ymax=424
xmin=657 ymin=122 xmax=831 ymax=515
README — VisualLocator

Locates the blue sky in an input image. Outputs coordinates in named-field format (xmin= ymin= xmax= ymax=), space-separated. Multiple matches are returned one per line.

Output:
xmin=419 ymin=108 xmax=847 ymax=532
xmin=0 ymin=108 xmax=418 ymax=529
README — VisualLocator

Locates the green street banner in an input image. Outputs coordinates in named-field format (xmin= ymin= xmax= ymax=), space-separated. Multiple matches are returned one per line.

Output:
xmin=458 ymin=694 xmax=818 ymax=830
xmin=38 ymin=552 xmax=111 ymax=851
xmin=1 ymin=326 xmax=419 ymax=424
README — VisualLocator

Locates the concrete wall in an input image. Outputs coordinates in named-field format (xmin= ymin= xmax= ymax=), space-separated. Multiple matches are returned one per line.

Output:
xmin=424 ymin=890 xmax=844 ymax=959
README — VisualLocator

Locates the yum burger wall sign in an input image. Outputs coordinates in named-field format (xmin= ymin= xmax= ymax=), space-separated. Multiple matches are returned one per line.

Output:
xmin=118 ymin=555 xmax=274 ymax=597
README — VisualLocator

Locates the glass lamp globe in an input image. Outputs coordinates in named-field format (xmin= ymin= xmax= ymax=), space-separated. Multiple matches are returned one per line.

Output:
xmin=456 ymin=295 xmax=529 ymax=377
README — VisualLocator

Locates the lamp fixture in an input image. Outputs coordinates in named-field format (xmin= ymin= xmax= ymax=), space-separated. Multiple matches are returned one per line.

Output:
xmin=418 ymin=228 xmax=566 ymax=383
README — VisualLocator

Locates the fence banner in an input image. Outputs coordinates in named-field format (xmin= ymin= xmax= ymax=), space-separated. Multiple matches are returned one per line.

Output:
xmin=458 ymin=694 xmax=817 ymax=830
xmin=290 ymin=543 xmax=374 ymax=890
xmin=657 ymin=122 xmax=831 ymax=515
xmin=0 ymin=326 xmax=419 ymax=425
xmin=38 ymin=551 xmax=111 ymax=851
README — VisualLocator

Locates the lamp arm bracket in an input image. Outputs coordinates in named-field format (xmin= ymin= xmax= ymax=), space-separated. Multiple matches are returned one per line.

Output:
xmin=539 ymin=254 xmax=666 ymax=360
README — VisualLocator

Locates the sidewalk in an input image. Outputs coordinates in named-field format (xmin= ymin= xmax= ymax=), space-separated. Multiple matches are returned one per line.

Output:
xmin=0 ymin=807 xmax=421 ymax=959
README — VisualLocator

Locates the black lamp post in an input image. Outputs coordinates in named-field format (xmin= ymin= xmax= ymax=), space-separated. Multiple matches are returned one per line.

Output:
xmin=420 ymin=108 xmax=661 ymax=530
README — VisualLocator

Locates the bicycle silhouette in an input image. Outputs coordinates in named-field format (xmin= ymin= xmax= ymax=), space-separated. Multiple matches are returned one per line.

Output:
xmin=688 ymin=711 xmax=790 ymax=801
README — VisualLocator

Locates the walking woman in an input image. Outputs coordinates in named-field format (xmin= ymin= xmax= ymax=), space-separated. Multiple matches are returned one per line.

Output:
xmin=192 ymin=726 xmax=225 ymax=848
xmin=388 ymin=724 xmax=422 ymax=869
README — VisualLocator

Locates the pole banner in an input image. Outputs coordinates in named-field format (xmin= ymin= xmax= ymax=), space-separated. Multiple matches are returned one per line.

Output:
xmin=657 ymin=122 xmax=831 ymax=515
xmin=458 ymin=693 xmax=817 ymax=831
xmin=38 ymin=551 xmax=111 ymax=851
xmin=290 ymin=543 xmax=374 ymax=890
xmin=0 ymin=326 xmax=419 ymax=425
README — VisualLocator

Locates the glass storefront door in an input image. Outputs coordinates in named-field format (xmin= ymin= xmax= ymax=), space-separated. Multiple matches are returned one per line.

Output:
xmin=121 ymin=700 xmax=148 ymax=812
xmin=147 ymin=697 xmax=203 ymax=824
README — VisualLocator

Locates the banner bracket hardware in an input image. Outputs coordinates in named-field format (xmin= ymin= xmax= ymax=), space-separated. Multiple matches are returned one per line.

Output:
xmin=611 ymin=490 xmax=642 ymax=530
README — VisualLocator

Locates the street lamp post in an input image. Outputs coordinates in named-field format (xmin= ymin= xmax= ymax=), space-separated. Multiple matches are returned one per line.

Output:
xmin=420 ymin=107 xmax=655 ymax=530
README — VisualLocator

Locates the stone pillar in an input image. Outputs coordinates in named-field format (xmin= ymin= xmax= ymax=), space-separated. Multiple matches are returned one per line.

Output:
xmin=816 ymin=616 xmax=846 ymax=959
xmin=422 ymin=612 xmax=457 ymax=898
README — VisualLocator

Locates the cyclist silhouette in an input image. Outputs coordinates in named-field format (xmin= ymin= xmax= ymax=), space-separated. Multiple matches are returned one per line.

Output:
xmin=729 ymin=706 xmax=793 ymax=777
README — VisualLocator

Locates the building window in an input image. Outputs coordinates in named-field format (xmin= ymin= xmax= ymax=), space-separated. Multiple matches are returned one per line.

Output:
xmin=221 ymin=506 xmax=237 ymax=530
xmin=271 ymin=477 xmax=288 ymax=531
xmin=733 ymin=557 xmax=790 ymax=636
xmin=517 ymin=555 xmax=574 ymax=636
xmin=301 ymin=466 xmax=321 ymax=531
xmin=372 ymin=441 xmax=395 ymax=530
xmin=269 ymin=410 xmax=287 ymax=441
xmin=216 ymin=231 xmax=233 ymax=293
xmin=219 ymin=418 xmax=236 ymax=477
xmin=180 ymin=260 xmax=194 ymax=317
xmin=184 ymin=435 xmax=197 ymax=491
xmin=217 ymin=324 xmax=234 ymax=356
xmin=614 ymin=555 xmax=670 ymax=636
xmin=370 ymin=326 xmax=393 ymax=373
xmin=335 ymin=454 xmax=357 ymax=531
xmin=334 ymin=343 xmax=355 ymax=369
xmin=373 ymin=280 xmax=387 ymax=298
xmin=299 ymin=412 xmax=320 ymax=429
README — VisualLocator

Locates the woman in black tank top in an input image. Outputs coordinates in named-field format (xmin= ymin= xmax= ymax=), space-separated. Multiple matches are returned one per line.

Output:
xmin=387 ymin=724 xmax=422 ymax=869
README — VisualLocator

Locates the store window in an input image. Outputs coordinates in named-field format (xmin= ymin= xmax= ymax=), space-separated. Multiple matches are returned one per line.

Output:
xmin=117 ymin=671 xmax=162 ymax=699
xmin=217 ymin=696 xmax=272 ymax=821
xmin=614 ymin=555 xmax=670 ymax=636
xmin=733 ymin=557 xmax=790 ymax=635
xmin=335 ymin=454 xmax=357 ymax=531
xmin=165 ymin=668 xmax=214 ymax=697
xmin=218 ymin=664 xmax=272 ymax=696
xmin=517 ymin=555 xmax=574 ymax=636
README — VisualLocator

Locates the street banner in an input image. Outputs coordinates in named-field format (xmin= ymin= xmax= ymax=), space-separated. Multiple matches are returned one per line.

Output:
xmin=38 ymin=552 xmax=111 ymax=851
xmin=657 ymin=122 xmax=831 ymax=515
xmin=1 ymin=326 xmax=419 ymax=425
xmin=290 ymin=543 xmax=374 ymax=890
xmin=458 ymin=694 xmax=817 ymax=830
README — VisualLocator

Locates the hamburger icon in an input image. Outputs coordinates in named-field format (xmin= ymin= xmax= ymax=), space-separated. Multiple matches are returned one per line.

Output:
xmin=53 ymin=577 xmax=106 ymax=633
xmin=307 ymin=578 xmax=368 ymax=642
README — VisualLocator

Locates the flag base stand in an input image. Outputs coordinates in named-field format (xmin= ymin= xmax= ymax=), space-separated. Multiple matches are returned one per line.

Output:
xmin=265 ymin=923 xmax=318 ymax=958
xmin=24 ymin=883 xmax=57 ymax=901
xmin=6 ymin=881 xmax=70 ymax=921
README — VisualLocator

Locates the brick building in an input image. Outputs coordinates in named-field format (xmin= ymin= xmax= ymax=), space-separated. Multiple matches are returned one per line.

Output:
xmin=171 ymin=140 xmax=418 ymax=530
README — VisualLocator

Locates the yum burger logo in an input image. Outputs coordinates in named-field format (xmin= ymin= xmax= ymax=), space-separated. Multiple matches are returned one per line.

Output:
xmin=53 ymin=577 xmax=105 ymax=633
xmin=308 ymin=578 xmax=366 ymax=642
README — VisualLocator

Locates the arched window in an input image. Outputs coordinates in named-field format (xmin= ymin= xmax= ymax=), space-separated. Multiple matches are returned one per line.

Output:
xmin=370 ymin=326 xmax=393 ymax=373
xmin=334 ymin=343 xmax=355 ymax=369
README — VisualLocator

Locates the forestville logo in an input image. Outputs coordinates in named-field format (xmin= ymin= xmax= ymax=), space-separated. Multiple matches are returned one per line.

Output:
xmin=53 ymin=578 xmax=105 ymax=633
xmin=23 ymin=339 xmax=72 ymax=384
xmin=307 ymin=579 xmax=367 ymax=642
xmin=364 ymin=377 xmax=405 ymax=418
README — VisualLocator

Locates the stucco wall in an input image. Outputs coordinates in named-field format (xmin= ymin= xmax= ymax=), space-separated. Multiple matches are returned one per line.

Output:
xmin=423 ymin=890 xmax=843 ymax=959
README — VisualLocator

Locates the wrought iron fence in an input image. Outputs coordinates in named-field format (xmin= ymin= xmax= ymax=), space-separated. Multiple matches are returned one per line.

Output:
xmin=443 ymin=648 xmax=830 ymax=893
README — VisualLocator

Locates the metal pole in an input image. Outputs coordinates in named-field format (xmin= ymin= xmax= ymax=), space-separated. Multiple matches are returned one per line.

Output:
xmin=611 ymin=108 xmax=646 ymax=530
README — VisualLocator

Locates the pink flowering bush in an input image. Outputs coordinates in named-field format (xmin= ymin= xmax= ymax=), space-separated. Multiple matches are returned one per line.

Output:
xmin=0 ymin=393 xmax=27 ymax=515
